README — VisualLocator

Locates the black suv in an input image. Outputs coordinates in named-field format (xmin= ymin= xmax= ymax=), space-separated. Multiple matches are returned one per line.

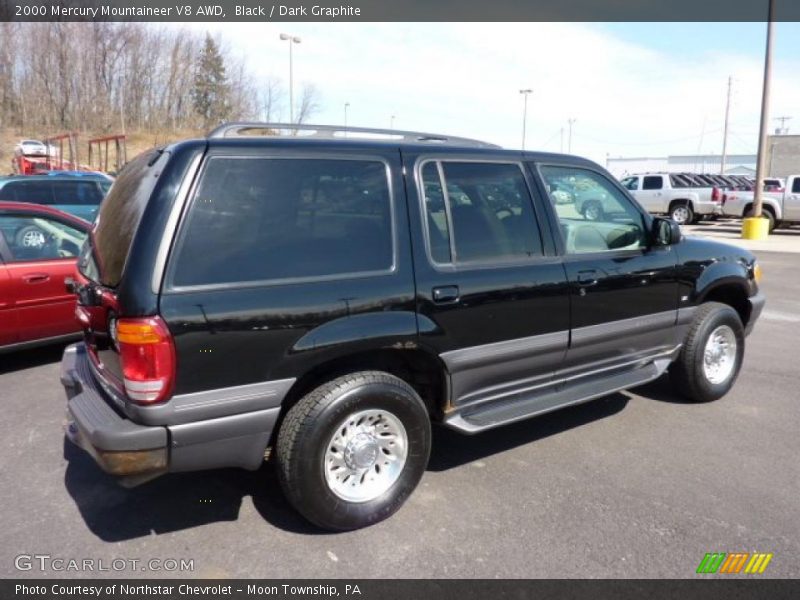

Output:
xmin=61 ymin=123 xmax=765 ymax=530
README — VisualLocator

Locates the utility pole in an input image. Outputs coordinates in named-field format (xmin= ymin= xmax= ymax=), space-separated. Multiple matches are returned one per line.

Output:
xmin=774 ymin=115 xmax=792 ymax=134
xmin=519 ymin=89 xmax=532 ymax=150
xmin=744 ymin=0 xmax=775 ymax=239
xmin=344 ymin=102 xmax=350 ymax=128
xmin=390 ymin=114 xmax=395 ymax=130
xmin=720 ymin=76 xmax=732 ymax=174
xmin=567 ymin=118 xmax=576 ymax=153
xmin=560 ymin=127 xmax=564 ymax=153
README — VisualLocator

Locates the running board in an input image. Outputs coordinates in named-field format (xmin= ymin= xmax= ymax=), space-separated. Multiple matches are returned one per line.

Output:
xmin=444 ymin=359 xmax=669 ymax=434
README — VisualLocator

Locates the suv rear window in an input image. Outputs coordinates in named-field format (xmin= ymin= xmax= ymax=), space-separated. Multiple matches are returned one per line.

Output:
xmin=82 ymin=149 xmax=169 ymax=287
xmin=0 ymin=181 xmax=55 ymax=203
xmin=169 ymin=157 xmax=394 ymax=288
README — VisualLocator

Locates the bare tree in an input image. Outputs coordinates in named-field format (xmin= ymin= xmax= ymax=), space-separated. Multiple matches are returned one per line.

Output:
xmin=262 ymin=77 xmax=285 ymax=122
xmin=295 ymin=83 xmax=322 ymax=125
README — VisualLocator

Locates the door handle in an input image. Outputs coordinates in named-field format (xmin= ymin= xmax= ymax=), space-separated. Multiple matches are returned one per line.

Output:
xmin=576 ymin=270 xmax=599 ymax=287
xmin=23 ymin=273 xmax=50 ymax=284
xmin=432 ymin=285 xmax=460 ymax=304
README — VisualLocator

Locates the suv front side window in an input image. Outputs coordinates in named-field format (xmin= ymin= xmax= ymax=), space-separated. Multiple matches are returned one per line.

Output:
xmin=539 ymin=165 xmax=647 ymax=254
xmin=621 ymin=176 xmax=639 ymax=191
xmin=420 ymin=161 xmax=542 ymax=265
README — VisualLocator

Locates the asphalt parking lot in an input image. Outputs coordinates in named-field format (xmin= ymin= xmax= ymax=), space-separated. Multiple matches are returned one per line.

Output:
xmin=1 ymin=250 xmax=798 ymax=579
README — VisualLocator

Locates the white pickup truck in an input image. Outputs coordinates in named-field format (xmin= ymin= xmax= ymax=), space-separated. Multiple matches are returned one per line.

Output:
xmin=620 ymin=173 xmax=722 ymax=224
xmin=722 ymin=174 xmax=800 ymax=232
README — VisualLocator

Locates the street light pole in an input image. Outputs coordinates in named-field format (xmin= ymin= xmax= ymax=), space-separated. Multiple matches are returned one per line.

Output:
xmin=390 ymin=114 xmax=395 ymax=130
xmin=344 ymin=102 xmax=350 ymax=129
xmin=279 ymin=33 xmax=301 ymax=123
xmin=744 ymin=0 xmax=775 ymax=240
xmin=519 ymin=89 xmax=532 ymax=150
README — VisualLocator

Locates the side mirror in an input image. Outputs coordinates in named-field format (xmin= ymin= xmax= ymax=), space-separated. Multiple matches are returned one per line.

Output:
xmin=652 ymin=217 xmax=682 ymax=246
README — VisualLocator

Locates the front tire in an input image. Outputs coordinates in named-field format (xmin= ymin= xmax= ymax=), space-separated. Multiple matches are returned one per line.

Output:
xmin=669 ymin=202 xmax=694 ymax=225
xmin=670 ymin=302 xmax=745 ymax=402
xmin=582 ymin=200 xmax=604 ymax=221
xmin=276 ymin=371 xmax=431 ymax=531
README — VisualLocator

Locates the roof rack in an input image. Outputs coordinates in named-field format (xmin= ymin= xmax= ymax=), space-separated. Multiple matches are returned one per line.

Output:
xmin=206 ymin=122 xmax=501 ymax=149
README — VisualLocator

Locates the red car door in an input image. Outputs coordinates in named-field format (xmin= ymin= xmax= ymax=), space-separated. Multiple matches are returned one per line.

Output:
xmin=0 ymin=208 xmax=89 ymax=345
xmin=0 ymin=256 xmax=18 ymax=347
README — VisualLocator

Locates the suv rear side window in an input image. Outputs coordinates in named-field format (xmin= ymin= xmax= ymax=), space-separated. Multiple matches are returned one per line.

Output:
xmin=642 ymin=176 xmax=663 ymax=190
xmin=0 ymin=181 xmax=55 ymax=204
xmin=52 ymin=180 xmax=104 ymax=205
xmin=170 ymin=157 xmax=394 ymax=287
xmin=420 ymin=161 xmax=542 ymax=265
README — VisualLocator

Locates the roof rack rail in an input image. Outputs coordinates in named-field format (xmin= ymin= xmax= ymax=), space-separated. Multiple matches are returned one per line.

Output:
xmin=206 ymin=122 xmax=501 ymax=149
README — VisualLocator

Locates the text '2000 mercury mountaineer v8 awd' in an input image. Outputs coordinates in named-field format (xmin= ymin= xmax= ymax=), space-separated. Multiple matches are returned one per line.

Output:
xmin=60 ymin=123 xmax=765 ymax=530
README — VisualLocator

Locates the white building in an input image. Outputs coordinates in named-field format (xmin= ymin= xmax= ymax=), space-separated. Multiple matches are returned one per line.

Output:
xmin=606 ymin=154 xmax=756 ymax=179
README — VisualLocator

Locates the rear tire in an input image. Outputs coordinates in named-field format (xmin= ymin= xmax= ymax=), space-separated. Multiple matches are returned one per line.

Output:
xmin=670 ymin=302 xmax=745 ymax=402
xmin=276 ymin=371 xmax=431 ymax=531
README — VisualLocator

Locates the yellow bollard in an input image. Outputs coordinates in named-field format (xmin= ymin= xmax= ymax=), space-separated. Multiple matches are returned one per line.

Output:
xmin=741 ymin=217 xmax=770 ymax=240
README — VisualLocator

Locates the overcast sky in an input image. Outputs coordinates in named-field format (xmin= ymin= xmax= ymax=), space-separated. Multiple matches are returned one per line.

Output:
xmin=189 ymin=22 xmax=800 ymax=166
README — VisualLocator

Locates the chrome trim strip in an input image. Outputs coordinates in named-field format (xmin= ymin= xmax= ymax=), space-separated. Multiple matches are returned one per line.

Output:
xmin=571 ymin=310 xmax=677 ymax=347
xmin=129 ymin=377 xmax=297 ymax=426
xmin=441 ymin=330 xmax=569 ymax=372
xmin=171 ymin=378 xmax=295 ymax=412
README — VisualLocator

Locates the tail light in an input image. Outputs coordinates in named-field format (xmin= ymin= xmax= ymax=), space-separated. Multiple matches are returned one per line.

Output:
xmin=115 ymin=317 xmax=176 ymax=405
xmin=711 ymin=187 xmax=720 ymax=202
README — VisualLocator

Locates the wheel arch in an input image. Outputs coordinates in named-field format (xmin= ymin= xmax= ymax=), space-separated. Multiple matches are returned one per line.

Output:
xmin=697 ymin=279 xmax=753 ymax=327
xmin=277 ymin=345 xmax=449 ymax=433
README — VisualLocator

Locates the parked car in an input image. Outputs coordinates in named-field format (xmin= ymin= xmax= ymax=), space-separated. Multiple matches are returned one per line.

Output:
xmin=13 ymin=139 xmax=49 ymax=157
xmin=0 ymin=172 xmax=112 ymax=222
xmin=722 ymin=174 xmax=800 ymax=231
xmin=0 ymin=202 xmax=90 ymax=351
xmin=619 ymin=173 xmax=721 ymax=224
xmin=60 ymin=123 xmax=764 ymax=531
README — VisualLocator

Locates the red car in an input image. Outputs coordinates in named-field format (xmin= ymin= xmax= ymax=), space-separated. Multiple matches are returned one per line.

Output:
xmin=0 ymin=202 xmax=90 ymax=351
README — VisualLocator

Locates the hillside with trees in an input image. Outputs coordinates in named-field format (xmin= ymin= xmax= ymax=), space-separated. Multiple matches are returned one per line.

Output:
xmin=0 ymin=22 xmax=322 ymax=170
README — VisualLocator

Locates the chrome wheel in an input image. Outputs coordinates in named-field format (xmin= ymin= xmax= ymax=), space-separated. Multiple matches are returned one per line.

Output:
xmin=583 ymin=203 xmax=602 ymax=221
xmin=324 ymin=409 xmax=408 ymax=503
xmin=703 ymin=325 xmax=737 ymax=384
xmin=22 ymin=229 xmax=46 ymax=247
xmin=671 ymin=206 xmax=690 ymax=224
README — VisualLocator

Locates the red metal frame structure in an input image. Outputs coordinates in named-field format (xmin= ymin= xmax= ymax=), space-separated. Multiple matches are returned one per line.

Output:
xmin=88 ymin=134 xmax=127 ymax=174
xmin=44 ymin=132 xmax=80 ymax=171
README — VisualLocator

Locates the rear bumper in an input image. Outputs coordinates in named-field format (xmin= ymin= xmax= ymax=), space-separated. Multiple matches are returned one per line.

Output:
xmin=693 ymin=200 xmax=723 ymax=216
xmin=61 ymin=344 xmax=280 ymax=484
xmin=746 ymin=291 xmax=766 ymax=336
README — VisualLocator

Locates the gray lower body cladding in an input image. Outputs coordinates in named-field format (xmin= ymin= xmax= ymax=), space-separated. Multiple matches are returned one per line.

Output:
xmin=60 ymin=344 xmax=292 ymax=482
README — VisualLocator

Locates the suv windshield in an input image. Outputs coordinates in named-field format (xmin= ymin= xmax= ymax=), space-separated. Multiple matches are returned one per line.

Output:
xmin=80 ymin=149 xmax=169 ymax=286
